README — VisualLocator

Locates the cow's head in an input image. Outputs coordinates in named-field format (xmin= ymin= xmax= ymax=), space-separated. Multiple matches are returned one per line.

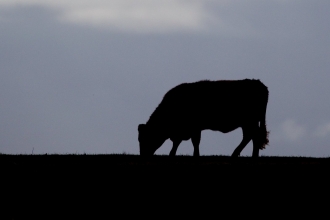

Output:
xmin=138 ymin=124 xmax=165 ymax=156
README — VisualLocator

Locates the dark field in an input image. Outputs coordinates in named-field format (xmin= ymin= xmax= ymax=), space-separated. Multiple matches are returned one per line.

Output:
xmin=2 ymin=154 xmax=329 ymax=191
xmin=2 ymin=154 xmax=329 ymax=218
xmin=2 ymin=154 xmax=330 ymax=180
xmin=2 ymin=154 xmax=330 ymax=168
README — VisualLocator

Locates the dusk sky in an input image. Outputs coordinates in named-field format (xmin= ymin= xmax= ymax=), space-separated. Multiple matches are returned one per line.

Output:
xmin=1 ymin=0 xmax=330 ymax=157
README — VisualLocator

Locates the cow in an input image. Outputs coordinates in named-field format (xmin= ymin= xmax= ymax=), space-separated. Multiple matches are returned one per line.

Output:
xmin=138 ymin=79 xmax=269 ymax=157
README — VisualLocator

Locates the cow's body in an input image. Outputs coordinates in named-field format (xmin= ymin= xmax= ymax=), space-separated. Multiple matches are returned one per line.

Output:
xmin=138 ymin=79 xmax=269 ymax=157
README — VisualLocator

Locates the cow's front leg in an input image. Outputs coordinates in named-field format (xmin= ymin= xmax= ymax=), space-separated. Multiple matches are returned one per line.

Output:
xmin=191 ymin=130 xmax=201 ymax=157
xmin=169 ymin=139 xmax=182 ymax=156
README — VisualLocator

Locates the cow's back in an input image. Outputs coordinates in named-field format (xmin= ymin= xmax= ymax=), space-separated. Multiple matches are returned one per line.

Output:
xmin=147 ymin=79 xmax=268 ymax=133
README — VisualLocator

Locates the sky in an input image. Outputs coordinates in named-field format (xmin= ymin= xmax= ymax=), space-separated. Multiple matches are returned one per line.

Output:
xmin=1 ymin=0 xmax=330 ymax=157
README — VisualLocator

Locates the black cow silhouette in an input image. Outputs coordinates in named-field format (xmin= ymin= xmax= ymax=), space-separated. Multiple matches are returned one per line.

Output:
xmin=138 ymin=79 xmax=269 ymax=157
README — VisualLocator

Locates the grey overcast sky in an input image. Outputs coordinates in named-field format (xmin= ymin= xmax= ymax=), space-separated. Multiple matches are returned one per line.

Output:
xmin=1 ymin=0 xmax=330 ymax=157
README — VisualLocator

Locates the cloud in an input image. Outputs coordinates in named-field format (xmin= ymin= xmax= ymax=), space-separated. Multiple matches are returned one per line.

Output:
xmin=0 ymin=0 xmax=215 ymax=33
xmin=314 ymin=122 xmax=330 ymax=137
xmin=1 ymin=0 xmax=315 ymax=37
xmin=280 ymin=119 xmax=307 ymax=141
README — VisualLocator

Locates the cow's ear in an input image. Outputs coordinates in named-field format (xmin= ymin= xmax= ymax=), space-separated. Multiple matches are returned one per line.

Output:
xmin=138 ymin=124 xmax=146 ymax=132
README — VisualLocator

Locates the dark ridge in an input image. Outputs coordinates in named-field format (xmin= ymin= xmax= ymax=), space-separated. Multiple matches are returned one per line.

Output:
xmin=2 ymin=154 xmax=327 ymax=219
xmin=1 ymin=154 xmax=330 ymax=169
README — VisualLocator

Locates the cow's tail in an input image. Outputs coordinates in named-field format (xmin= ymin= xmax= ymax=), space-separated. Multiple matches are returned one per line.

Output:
xmin=259 ymin=115 xmax=269 ymax=150
xmin=258 ymin=83 xmax=269 ymax=150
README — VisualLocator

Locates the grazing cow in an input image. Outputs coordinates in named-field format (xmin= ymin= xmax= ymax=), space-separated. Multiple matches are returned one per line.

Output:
xmin=138 ymin=79 xmax=269 ymax=157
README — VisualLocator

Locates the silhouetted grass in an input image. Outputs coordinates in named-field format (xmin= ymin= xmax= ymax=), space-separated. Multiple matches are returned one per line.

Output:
xmin=1 ymin=153 xmax=330 ymax=167
xmin=2 ymin=154 xmax=330 ymax=171
xmin=1 ymin=154 xmax=327 ymax=219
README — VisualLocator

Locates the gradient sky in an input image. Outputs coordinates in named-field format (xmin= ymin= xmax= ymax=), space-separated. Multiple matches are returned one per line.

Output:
xmin=1 ymin=0 xmax=330 ymax=157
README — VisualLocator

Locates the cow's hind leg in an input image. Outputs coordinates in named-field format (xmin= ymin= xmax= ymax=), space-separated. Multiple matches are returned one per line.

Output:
xmin=252 ymin=123 xmax=262 ymax=158
xmin=191 ymin=130 xmax=201 ymax=157
xmin=231 ymin=126 xmax=252 ymax=157
xmin=169 ymin=139 xmax=182 ymax=156
xmin=252 ymin=139 xmax=260 ymax=158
